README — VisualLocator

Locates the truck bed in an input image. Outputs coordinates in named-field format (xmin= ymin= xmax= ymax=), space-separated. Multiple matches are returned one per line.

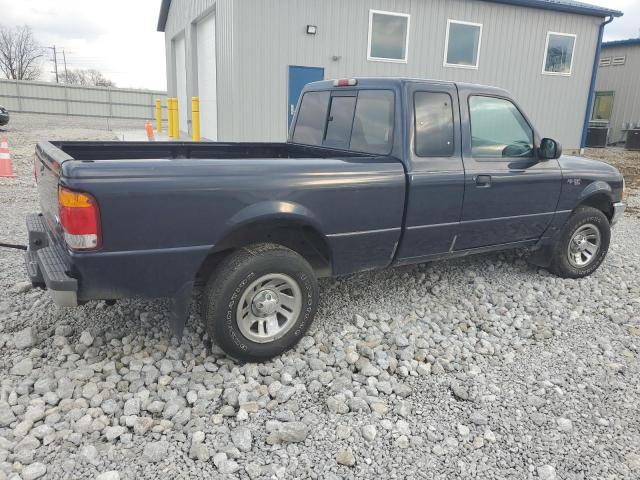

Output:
xmin=50 ymin=141 xmax=374 ymax=162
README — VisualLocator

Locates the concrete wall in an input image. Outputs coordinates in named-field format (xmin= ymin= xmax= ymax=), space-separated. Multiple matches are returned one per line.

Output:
xmin=0 ymin=79 xmax=166 ymax=120
xmin=595 ymin=44 xmax=640 ymax=144
xmin=164 ymin=0 xmax=603 ymax=149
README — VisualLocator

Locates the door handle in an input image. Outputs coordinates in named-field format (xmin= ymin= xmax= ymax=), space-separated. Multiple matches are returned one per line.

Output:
xmin=475 ymin=175 xmax=491 ymax=187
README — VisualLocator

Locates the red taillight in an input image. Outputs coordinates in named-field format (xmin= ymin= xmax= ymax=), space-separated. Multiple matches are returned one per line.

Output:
xmin=333 ymin=79 xmax=358 ymax=87
xmin=58 ymin=187 xmax=101 ymax=250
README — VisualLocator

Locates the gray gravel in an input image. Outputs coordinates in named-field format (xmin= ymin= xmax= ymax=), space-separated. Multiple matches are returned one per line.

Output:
xmin=1 ymin=113 xmax=639 ymax=479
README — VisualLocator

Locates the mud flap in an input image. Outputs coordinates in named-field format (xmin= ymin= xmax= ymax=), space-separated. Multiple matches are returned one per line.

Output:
xmin=169 ymin=281 xmax=194 ymax=338
xmin=527 ymin=245 xmax=553 ymax=268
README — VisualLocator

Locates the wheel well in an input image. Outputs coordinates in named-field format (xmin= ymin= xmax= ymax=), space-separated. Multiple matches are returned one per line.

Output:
xmin=578 ymin=193 xmax=613 ymax=220
xmin=195 ymin=220 xmax=332 ymax=284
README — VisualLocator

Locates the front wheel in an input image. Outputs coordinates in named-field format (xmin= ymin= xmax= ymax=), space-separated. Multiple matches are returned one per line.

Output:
xmin=202 ymin=243 xmax=319 ymax=362
xmin=549 ymin=206 xmax=611 ymax=278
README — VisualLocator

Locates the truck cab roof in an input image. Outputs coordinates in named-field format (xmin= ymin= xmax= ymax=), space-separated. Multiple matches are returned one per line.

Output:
xmin=305 ymin=77 xmax=510 ymax=98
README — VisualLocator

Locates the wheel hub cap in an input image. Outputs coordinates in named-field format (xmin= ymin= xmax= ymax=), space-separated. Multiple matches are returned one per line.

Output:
xmin=567 ymin=223 xmax=601 ymax=268
xmin=236 ymin=273 xmax=303 ymax=344
xmin=252 ymin=289 xmax=279 ymax=316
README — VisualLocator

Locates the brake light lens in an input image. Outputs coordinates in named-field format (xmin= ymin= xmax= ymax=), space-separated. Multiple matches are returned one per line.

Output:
xmin=58 ymin=187 xmax=101 ymax=250
xmin=333 ymin=79 xmax=357 ymax=87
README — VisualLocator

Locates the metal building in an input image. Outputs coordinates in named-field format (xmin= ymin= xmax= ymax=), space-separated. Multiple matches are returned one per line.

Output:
xmin=593 ymin=38 xmax=640 ymax=145
xmin=158 ymin=0 xmax=622 ymax=150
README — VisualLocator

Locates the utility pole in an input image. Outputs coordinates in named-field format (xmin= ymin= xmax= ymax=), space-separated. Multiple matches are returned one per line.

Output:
xmin=62 ymin=49 xmax=68 ymax=82
xmin=48 ymin=46 xmax=59 ymax=83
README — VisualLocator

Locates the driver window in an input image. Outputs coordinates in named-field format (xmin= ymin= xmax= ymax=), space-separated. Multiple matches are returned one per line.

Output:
xmin=469 ymin=96 xmax=533 ymax=158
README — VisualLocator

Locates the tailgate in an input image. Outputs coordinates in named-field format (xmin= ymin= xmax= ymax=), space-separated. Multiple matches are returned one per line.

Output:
xmin=35 ymin=141 xmax=72 ymax=240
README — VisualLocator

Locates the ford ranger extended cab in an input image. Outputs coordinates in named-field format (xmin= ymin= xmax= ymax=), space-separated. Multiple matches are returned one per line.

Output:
xmin=26 ymin=78 xmax=625 ymax=361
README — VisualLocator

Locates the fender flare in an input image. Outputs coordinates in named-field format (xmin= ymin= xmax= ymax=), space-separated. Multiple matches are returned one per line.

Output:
xmin=577 ymin=180 xmax=613 ymax=204
xmin=217 ymin=200 xmax=326 ymax=243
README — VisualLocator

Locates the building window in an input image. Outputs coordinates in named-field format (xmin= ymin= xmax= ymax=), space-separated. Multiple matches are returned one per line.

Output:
xmin=367 ymin=10 xmax=410 ymax=63
xmin=592 ymin=91 xmax=614 ymax=121
xmin=542 ymin=32 xmax=576 ymax=75
xmin=414 ymin=92 xmax=454 ymax=157
xmin=444 ymin=20 xmax=482 ymax=69
xmin=469 ymin=96 xmax=533 ymax=158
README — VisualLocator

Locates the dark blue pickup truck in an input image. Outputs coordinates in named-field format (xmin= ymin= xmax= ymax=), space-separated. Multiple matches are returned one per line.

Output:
xmin=26 ymin=78 xmax=625 ymax=361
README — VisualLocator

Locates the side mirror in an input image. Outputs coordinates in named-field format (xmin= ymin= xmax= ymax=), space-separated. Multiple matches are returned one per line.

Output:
xmin=539 ymin=138 xmax=562 ymax=160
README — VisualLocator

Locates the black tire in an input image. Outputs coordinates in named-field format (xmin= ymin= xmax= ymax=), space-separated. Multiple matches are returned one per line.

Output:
xmin=549 ymin=206 xmax=611 ymax=279
xmin=202 ymin=243 xmax=318 ymax=362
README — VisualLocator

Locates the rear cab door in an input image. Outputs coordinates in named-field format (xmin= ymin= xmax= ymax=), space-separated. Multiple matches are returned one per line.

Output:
xmin=289 ymin=80 xmax=406 ymax=275
xmin=395 ymin=80 xmax=465 ymax=262
xmin=456 ymin=85 xmax=562 ymax=250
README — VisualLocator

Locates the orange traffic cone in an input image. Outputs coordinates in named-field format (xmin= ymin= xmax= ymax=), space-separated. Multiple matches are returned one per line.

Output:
xmin=0 ymin=137 xmax=15 ymax=178
xmin=145 ymin=121 xmax=155 ymax=141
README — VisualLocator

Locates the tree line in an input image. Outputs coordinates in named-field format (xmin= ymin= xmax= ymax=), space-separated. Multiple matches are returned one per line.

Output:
xmin=0 ymin=25 xmax=115 ymax=87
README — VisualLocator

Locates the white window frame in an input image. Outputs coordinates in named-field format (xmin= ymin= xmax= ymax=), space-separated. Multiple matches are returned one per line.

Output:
xmin=443 ymin=19 xmax=483 ymax=70
xmin=542 ymin=31 xmax=576 ymax=76
xmin=367 ymin=9 xmax=410 ymax=63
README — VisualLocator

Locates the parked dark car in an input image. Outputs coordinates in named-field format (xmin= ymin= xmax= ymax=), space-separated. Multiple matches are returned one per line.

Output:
xmin=0 ymin=105 xmax=9 ymax=126
xmin=26 ymin=78 xmax=625 ymax=361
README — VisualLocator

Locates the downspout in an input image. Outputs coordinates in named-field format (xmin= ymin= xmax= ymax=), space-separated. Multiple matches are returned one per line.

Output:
xmin=580 ymin=15 xmax=614 ymax=153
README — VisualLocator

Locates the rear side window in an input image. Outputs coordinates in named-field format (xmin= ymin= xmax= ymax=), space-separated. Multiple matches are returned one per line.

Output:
xmin=292 ymin=89 xmax=395 ymax=155
xmin=350 ymin=90 xmax=395 ymax=155
xmin=414 ymin=92 xmax=454 ymax=157
xmin=291 ymin=91 xmax=330 ymax=145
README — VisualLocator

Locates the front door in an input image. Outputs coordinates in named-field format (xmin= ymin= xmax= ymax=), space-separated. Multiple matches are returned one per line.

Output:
xmin=288 ymin=66 xmax=324 ymax=128
xmin=457 ymin=92 xmax=562 ymax=250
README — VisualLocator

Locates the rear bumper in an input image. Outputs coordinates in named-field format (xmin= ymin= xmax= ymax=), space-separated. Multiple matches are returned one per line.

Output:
xmin=611 ymin=202 xmax=626 ymax=226
xmin=25 ymin=213 xmax=78 ymax=307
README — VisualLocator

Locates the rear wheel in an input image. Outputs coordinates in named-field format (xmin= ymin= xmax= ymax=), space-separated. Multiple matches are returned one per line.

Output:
xmin=202 ymin=243 xmax=318 ymax=362
xmin=549 ymin=206 xmax=610 ymax=278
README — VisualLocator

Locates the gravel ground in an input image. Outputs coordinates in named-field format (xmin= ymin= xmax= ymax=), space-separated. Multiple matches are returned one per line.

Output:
xmin=0 ymin=113 xmax=639 ymax=480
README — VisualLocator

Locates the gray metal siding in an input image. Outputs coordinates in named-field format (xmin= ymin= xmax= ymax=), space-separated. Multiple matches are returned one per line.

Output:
xmin=163 ymin=0 xmax=236 ymax=139
xmin=595 ymin=44 xmax=640 ymax=144
xmin=165 ymin=0 xmax=602 ymax=148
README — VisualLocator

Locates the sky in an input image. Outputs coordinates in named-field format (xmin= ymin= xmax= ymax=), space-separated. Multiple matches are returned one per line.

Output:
xmin=0 ymin=0 xmax=637 ymax=91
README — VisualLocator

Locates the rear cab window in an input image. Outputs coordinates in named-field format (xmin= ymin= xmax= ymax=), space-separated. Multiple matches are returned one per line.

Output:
xmin=292 ymin=89 xmax=395 ymax=155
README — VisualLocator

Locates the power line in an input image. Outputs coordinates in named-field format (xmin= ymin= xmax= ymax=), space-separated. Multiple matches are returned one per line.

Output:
xmin=47 ymin=45 xmax=59 ymax=83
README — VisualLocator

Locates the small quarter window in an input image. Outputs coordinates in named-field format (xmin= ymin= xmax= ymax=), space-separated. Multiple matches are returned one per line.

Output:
xmin=414 ymin=92 xmax=454 ymax=157
xmin=469 ymin=96 xmax=533 ymax=158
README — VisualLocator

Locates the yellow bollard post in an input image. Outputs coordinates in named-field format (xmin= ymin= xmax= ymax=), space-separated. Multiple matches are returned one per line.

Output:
xmin=155 ymin=99 xmax=162 ymax=133
xmin=167 ymin=98 xmax=174 ymax=138
xmin=191 ymin=97 xmax=200 ymax=142
xmin=174 ymin=98 xmax=180 ymax=138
